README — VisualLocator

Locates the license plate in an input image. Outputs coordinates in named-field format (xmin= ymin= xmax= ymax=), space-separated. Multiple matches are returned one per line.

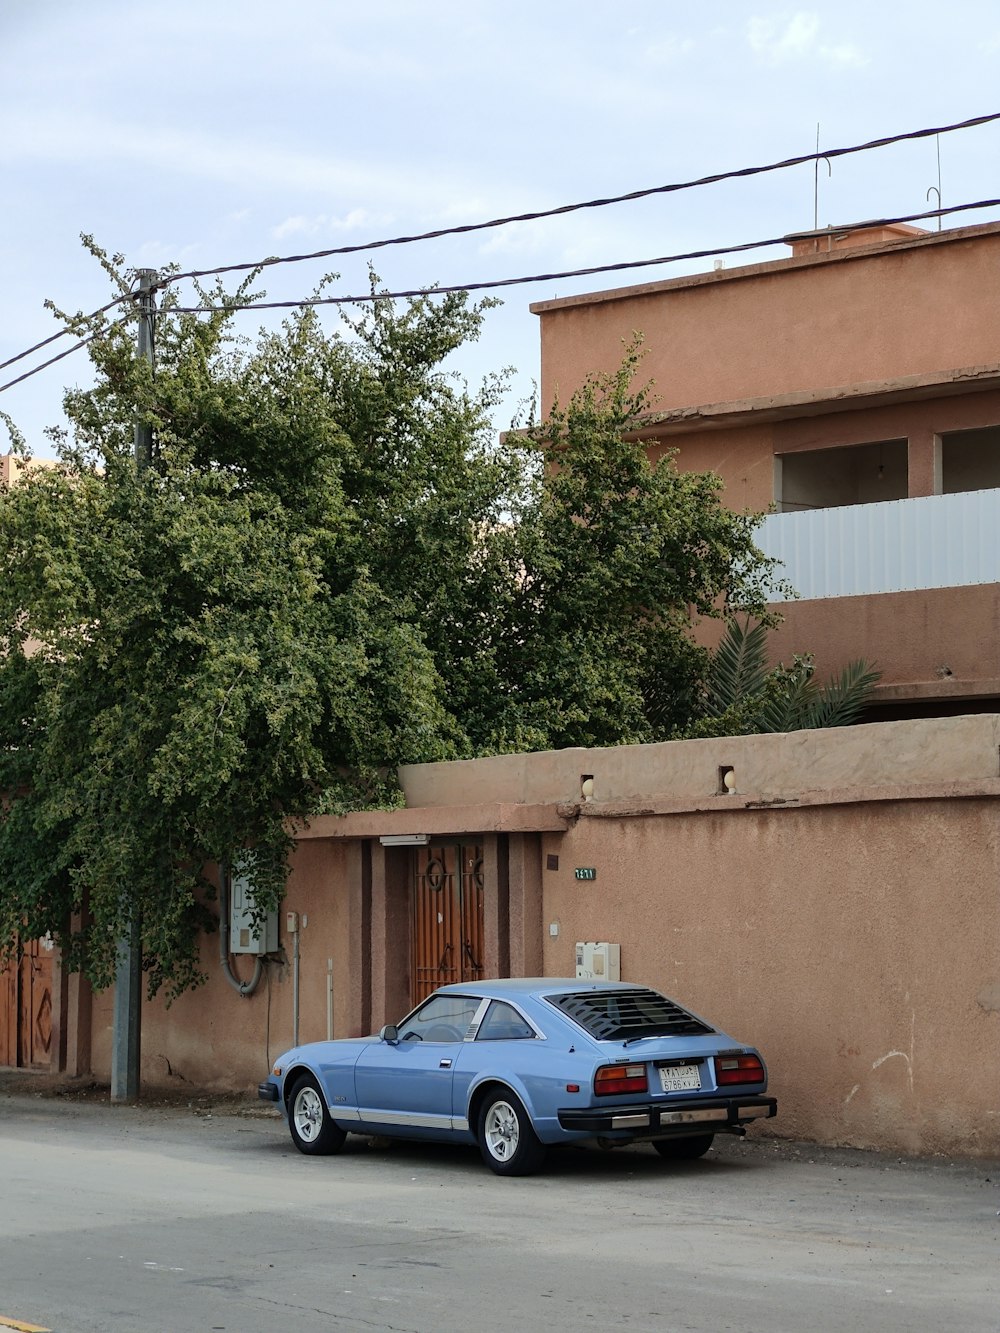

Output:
xmin=658 ymin=1064 xmax=701 ymax=1093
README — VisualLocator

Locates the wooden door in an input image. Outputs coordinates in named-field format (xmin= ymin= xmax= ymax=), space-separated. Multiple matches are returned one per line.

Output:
xmin=410 ymin=843 xmax=485 ymax=1006
xmin=0 ymin=950 xmax=15 ymax=1067
xmin=0 ymin=937 xmax=53 ymax=1069
xmin=19 ymin=938 xmax=53 ymax=1067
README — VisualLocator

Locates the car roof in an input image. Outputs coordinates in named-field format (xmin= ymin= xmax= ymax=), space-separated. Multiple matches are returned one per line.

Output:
xmin=433 ymin=978 xmax=647 ymax=999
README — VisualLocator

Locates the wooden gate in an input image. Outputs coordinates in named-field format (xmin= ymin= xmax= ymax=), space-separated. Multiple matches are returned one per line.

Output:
xmin=0 ymin=937 xmax=53 ymax=1069
xmin=411 ymin=842 xmax=484 ymax=1006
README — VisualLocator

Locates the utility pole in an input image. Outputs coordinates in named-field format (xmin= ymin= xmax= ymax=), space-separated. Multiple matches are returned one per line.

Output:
xmin=111 ymin=268 xmax=157 ymax=1103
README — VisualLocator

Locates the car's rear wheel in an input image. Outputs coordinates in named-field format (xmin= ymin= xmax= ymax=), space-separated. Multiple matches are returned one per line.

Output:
xmin=287 ymin=1074 xmax=347 ymax=1156
xmin=652 ymin=1133 xmax=714 ymax=1160
xmin=477 ymin=1089 xmax=546 ymax=1176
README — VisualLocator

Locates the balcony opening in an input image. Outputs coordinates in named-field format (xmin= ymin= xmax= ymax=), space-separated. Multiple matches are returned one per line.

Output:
xmin=941 ymin=425 xmax=1000 ymax=495
xmin=777 ymin=439 xmax=907 ymax=513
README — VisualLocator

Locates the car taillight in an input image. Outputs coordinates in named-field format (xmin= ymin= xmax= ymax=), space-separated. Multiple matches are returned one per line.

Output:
xmin=595 ymin=1063 xmax=648 ymax=1096
xmin=714 ymin=1054 xmax=764 ymax=1085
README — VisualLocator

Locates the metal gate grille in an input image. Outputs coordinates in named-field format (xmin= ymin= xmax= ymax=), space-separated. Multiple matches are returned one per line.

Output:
xmin=411 ymin=843 xmax=484 ymax=1006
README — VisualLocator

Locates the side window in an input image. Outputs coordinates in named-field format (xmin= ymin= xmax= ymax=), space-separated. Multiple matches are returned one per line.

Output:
xmin=476 ymin=1000 xmax=535 ymax=1041
xmin=397 ymin=994 xmax=480 ymax=1043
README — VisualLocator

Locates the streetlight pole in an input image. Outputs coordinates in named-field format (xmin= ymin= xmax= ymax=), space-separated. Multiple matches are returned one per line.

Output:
xmin=110 ymin=268 xmax=157 ymax=1103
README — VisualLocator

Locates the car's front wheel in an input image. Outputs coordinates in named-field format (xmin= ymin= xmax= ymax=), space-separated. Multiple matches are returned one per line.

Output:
xmin=287 ymin=1074 xmax=347 ymax=1156
xmin=652 ymin=1133 xmax=714 ymax=1160
xmin=477 ymin=1089 xmax=546 ymax=1176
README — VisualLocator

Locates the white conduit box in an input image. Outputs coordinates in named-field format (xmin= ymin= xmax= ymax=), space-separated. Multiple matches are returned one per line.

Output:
xmin=575 ymin=942 xmax=621 ymax=981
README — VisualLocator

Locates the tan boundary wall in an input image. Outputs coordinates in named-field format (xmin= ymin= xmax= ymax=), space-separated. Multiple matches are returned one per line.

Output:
xmin=538 ymin=797 xmax=999 ymax=1157
xmin=84 ymin=714 xmax=1000 ymax=1158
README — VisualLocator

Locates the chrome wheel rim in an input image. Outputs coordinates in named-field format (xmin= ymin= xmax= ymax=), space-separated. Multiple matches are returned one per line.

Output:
xmin=484 ymin=1099 xmax=519 ymax=1161
xmin=293 ymin=1086 xmax=324 ymax=1142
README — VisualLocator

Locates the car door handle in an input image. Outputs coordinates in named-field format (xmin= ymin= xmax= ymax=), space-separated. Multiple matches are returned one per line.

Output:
xmin=439 ymin=1059 xmax=452 ymax=1068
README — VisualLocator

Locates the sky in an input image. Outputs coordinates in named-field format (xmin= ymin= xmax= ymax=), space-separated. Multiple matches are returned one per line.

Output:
xmin=2 ymin=1 xmax=1000 ymax=457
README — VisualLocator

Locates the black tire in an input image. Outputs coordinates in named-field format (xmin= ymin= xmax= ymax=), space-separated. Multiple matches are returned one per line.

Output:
xmin=652 ymin=1133 xmax=714 ymax=1160
xmin=476 ymin=1089 xmax=547 ymax=1176
xmin=287 ymin=1074 xmax=347 ymax=1156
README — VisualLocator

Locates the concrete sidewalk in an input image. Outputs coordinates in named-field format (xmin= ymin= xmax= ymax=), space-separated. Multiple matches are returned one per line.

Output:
xmin=0 ymin=1067 xmax=267 ymax=1115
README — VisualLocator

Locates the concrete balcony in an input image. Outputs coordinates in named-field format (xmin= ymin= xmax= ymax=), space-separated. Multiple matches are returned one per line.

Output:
xmin=758 ymin=488 xmax=1000 ymax=601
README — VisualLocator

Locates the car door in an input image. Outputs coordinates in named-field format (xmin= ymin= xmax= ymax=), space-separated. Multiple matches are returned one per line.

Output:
xmin=352 ymin=993 xmax=482 ymax=1135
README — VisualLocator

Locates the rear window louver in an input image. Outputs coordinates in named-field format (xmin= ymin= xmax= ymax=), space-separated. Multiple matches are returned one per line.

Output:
xmin=547 ymin=989 xmax=715 ymax=1040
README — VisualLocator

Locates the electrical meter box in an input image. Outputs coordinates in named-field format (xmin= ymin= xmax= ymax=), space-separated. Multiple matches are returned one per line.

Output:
xmin=575 ymin=941 xmax=621 ymax=981
xmin=230 ymin=868 xmax=279 ymax=955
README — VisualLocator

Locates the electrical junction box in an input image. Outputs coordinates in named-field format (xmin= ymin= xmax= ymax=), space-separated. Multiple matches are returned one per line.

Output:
xmin=575 ymin=941 xmax=621 ymax=982
xmin=230 ymin=868 xmax=279 ymax=955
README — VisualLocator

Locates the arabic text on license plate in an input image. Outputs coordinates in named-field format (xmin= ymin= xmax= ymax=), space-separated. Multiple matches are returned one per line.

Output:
xmin=659 ymin=1065 xmax=700 ymax=1093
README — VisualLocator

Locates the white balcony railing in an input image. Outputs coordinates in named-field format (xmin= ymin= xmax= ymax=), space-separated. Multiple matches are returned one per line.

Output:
xmin=757 ymin=488 xmax=1000 ymax=601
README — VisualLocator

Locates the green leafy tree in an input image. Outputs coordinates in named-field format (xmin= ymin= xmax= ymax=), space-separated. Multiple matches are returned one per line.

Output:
xmin=477 ymin=346 xmax=780 ymax=749
xmin=0 ymin=252 xmax=779 ymax=997
xmin=0 ymin=257 xmax=502 ymax=996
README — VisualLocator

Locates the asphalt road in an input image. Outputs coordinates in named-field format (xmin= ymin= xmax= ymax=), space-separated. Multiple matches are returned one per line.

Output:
xmin=0 ymin=1086 xmax=997 ymax=1333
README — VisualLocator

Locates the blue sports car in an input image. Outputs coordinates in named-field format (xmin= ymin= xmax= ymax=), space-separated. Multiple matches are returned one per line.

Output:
xmin=258 ymin=978 xmax=777 ymax=1176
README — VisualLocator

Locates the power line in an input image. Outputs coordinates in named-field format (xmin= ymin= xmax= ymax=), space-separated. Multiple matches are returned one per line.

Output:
xmin=161 ymin=198 xmax=1000 ymax=317
xmin=2 ymin=198 xmax=998 ymax=397
xmin=0 ymin=327 xmax=120 ymax=395
xmin=2 ymin=110 xmax=997 ymax=390
xmin=0 ymin=293 xmax=134 ymax=374
xmin=162 ymin=111 xmax=1000 ymax=289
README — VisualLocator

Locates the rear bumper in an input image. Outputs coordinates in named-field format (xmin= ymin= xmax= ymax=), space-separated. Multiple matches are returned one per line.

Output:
xmin=257 ymin=1080 xmax=280 ymax=1103
xmin=558 ymin=1095 xmax=777 ymax=1135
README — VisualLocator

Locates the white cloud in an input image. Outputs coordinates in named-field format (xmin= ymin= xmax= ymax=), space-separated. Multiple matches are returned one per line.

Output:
xmin=819 ymin=41 xmax=870 ymax=68
xmin=747 ymin=11 xmax=868 ymax=68
xmin=434 ymin=195 xmax=497 ymax=224
xmin=0 ymin=110 xmax=449 ymax=212
xmin=272 ymin=209 xmax=391 ymax=241
xmin=272 ymin=216 xmax=318 ymax=240
xmin=748 ymin=11 xmax=819 ymax=59
xmin=133 ymin=240 xmax=201 ymax=267
xmin=478 ymin=219 xmax=559 ymax=258
xmin=640 ymin=35 xmax=697 ymax=67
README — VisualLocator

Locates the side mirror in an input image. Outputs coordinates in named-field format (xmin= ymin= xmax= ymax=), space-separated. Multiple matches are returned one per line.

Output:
xmin=379 ymin=1024 xmax=399 ymax=1045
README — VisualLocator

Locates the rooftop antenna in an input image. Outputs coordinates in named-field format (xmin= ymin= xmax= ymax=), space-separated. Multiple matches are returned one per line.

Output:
xmin=814 ymin=123 xmax=832 ymax=230
xmin=925 ymin=133 xmax=943 ymax=230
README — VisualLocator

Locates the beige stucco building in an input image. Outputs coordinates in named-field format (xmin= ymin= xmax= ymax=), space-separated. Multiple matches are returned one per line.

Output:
xmin=532 ymin=218 xmax=1000 ymax=717
xmin=5 ymin=220 xmax=1000 ymax=1158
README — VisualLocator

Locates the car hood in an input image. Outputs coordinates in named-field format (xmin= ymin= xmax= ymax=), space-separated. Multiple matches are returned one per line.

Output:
xmin=273 ymin=1036 xmax=374 ymax=1071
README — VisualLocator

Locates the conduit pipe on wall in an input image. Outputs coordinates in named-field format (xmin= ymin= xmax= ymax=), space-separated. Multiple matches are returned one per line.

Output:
xmin=218 ymin=862 xmax=264 ymax=997
xmin=290 ymin=913 xmax=300 ymax=1046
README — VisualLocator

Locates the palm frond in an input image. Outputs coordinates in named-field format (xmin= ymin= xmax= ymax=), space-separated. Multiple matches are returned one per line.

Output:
xmin=708 ymin=618 xmax=770 ymax=712
xmin=758 ymin=661 xmax=816 ymax=733
xmin=797 ymin=660 xmax=881 ymax=730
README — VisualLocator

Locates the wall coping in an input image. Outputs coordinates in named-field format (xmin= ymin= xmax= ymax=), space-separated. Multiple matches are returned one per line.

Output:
xmin=623 ymin=364 xmax=1000 ymax=437
xmin=294 ymin=802 xmax=569 ymax=840
xmin=529 ymin=219 xmax=1000 ymax=315
xmin=292 ymin=777 xmax=1000 ymax=842
xmin=396 ymin=714 xmax=1000 ymax=811
xmin=291 ymin=715 xmax=1000 ymax=840
xmin=563 ymin=777 xmax=1000 ymax=820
